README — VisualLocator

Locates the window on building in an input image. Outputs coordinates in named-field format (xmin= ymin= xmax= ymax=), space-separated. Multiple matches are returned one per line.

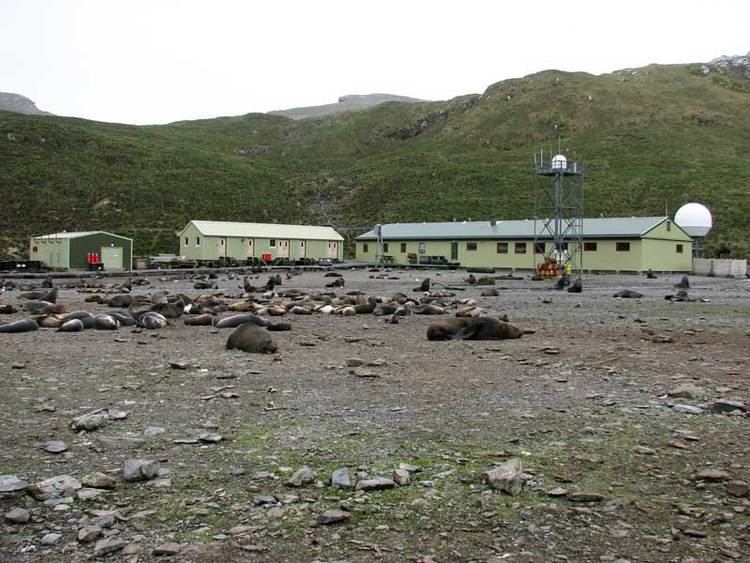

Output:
xmin=583 ymin=242 xmax=597 ymax=252
xmin=676 ymin=244 xmax=683 ymax=253
xmin=496 ymin=242 xmax=508 ymax=254
xmin=383 ymin=243 xmax=389 ymax=253
xmin=363 ymin=243 xmax=369 ymax=253
xmin=185 ymin=237 xmax=189 ymax=246
xmin=269 ymin=239 xmax=276 ymax=247
xmin=514 ymin=242 xmax=527 ymax=254
xmin=466 ymin=242 xmax=478 ymax=251
xmin=418 ymin=242 xmax=426 ymax=254
xmin=616 ymin=242 xmax=630 ymax=252
xmin=196 ymin=237 xmax=201 ymax=247
xmin=534 ymin=242 xmax=546 ymax=254
xmin=400 ymin=243 xmax=407 ymax=253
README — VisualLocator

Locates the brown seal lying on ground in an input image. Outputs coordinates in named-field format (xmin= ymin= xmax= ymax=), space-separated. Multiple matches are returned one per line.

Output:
xmin=226 ymin=324 xmax=277 ymax=354
xmin=427 ymin=317 xmax=524 ymax=341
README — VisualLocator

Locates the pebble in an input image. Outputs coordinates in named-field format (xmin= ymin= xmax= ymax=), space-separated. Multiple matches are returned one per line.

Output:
xmin=81 ymin=472 xmax=117 ymax=489
xmin=345 ymin=358 xmax=364 ymax=367
xmin=547 ymin=487 xmax=569 ymax=497
xmin=567 ymin=491 xmax=605 ymax=503
xmin=668 ymin=384 xmax=705 ymax=400
xmin=356 ymin=477 xmax=396 ymax=491
xmin=287 ymin=466 xmax=315 ymax=487
xmin=318 ymin=509 xmax=352 ymax=525
xmin=392 ymin=468 xmax=411 ymax=486
xmin=153 ymin=542 xmax=183 ymax=556
xmin=28 ymin=475 xmax=82 ymax=500
xmin=123 ymin=459 xmax=161 ymax=482
xmin=40 ymin=532 xmax=62 ymax=545
xmin=94 ymin=538 xmax=129 ymax=557
xmin=44 ymin=440 xmax=68 ymax=454
xmin=711 ymin=400 xmax=747 ymax=414
xmin=77 ymin=525 xmax=102 ymax=542
xmin=144 ymin=426 xmax=166 ymax=437
xmin=633 ymin=446 xmax=656 ymax=455
xmin=331 ymin=468 xmax=353 ymax=490
xmin=694 ymin=469 xmax=731 ymax=481
xmin=0 ymin=475 xmax=28 ymax=493
xmin=4 ymin=507 xmax=30 ymax=524
xmin=726 ymin=481 xmax=749 ymax=497
xmin=672 ymin=404 xmax=703 ymax=415
xmin=71 ymin=411 xmax=110 ymax=431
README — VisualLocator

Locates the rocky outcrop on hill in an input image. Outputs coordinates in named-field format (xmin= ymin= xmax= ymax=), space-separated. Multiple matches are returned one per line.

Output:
xmin=697 ymin=52 xmax=750 ymax=85
xmin=269 ymin=93 xmax=425 ymax=120
xmin=0 ymin=92 xmax=51 ymax=115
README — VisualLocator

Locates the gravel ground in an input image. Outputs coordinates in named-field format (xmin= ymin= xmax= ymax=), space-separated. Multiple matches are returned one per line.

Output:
xmin=1 ymin=268 xmax=749 ymax=562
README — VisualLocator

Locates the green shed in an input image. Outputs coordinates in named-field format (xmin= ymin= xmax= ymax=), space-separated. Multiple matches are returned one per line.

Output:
xmin=355 ymin=216 xmax=693 ymax=273
xmin=29 ymin=231 xmax=133 ymax=271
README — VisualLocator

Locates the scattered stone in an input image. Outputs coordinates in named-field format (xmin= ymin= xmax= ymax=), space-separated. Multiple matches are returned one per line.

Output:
xmin=71 ymin=411 xmax=110 ymax=432
xmin=726 ymin=481 xmax=749 ymax=498
xmin=480 ymin=457 xmax=524 ymax=496
xmin=356 ymin=477 xmax=397 ymax=491
xmin=693 ymin=469 xmax=731 ymax=481
xmin=547 ymin=487 xmax=569 ymax=497
xmin=122 ymin=459 xmax=160 ymax=482
xmin=77 ymin=488 xmax=106 ymax=501
xmin=399 ymin=463 xmax=421 ymax=473
xmin=0 ymin=475 xmax=28 ymax=493
xmin=633 ymin=446 xmax=656 ymax=455
xmin=198 ymin=433 xmax=223 ymax=443
xmin=4 ymin=507 xmax=30 ymax=524
xmin=672 ymin=404 xmax=703 ymax=415
xmin=669 ymin=384 xmax=705 ymax=400
xmin=345 ymin=358 xmax=365 ymax=367
xmin=44 ymin=440 xmax=68 ymax=454
xmin=78 ymin=525 xmax=102 ymax=542
xmin=252 ymin=495 xmax=278 ymax=506
xmin=108 ymin=410 xmax=129 ymax=420
xmin=93 ymin=538 xmax=129 ymax=557
xmin=41 ymin=532 xmax=62 ymax=545
xmin=287 ymin=466 xmax=315 ymax=487
xmin=318 ymin=509 xmax=352 ymax=525
xmin=28 ymin=475 xmax=81 ymax=500
xmin=153 ymin=542 xmax=183 ymax=556
xmin=169 ymin=361 xmax=190 ymax=370
xmin=393 ymin=468 xmax=411 ymax=486
xmin=711 ymin=400 xmax=747 ymax=414
xmin=81 ymin=472 xmax=117 ymax=489
xmin=683 ymin=528 xmax=707 ymax=538
xmin=144 ymin=426 xmax=166 ymax=437
xmin=331 ymin=468 xmax=354 ymax=490
xmin=567 ymin=491 xmax=605 ymax=503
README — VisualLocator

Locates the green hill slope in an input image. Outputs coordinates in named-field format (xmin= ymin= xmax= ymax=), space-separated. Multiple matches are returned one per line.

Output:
xmin=1 ymin=59 xmax=749 ymax=258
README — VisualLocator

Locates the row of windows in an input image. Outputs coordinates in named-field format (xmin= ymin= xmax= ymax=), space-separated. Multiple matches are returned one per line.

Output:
xmin=362 ymin=241 xmax=686 ymax=254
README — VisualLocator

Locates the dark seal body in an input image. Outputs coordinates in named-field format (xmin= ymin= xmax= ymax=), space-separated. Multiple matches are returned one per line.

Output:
xmin=0 ymin=319 xmax=39 ymax=333
xmin=226 ymin=324 xmax=277 ymax=354
xmin=427 ymin=317 xmax=523 ymax=341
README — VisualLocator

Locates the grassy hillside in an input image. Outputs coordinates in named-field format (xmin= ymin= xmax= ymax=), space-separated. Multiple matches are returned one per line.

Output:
xmin=1 ymin=61 xmax=749 ymax=259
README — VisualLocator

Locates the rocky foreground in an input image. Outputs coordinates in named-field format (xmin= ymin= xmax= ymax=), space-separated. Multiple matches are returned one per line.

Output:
xmin=0 ymin=269 xmax=748 ymax=562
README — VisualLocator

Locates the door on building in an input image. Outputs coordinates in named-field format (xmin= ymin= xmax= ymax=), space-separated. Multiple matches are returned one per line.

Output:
xmin=246 ymin=239 xmax=254 ymax=259
xmin=327 ymin=241 xmax=338 ymax=258
xmin=278 ymin=240 xmax=290 ymax=258
xmin=298 ymin=240 xmax=306 ymax=258
xmin=218 ymin=238 xmax=227 ymax=258
xmin=451 ymin=242 xmax=458 ymax=261
xmin=100 ymin=247 xmax=123 ymax=270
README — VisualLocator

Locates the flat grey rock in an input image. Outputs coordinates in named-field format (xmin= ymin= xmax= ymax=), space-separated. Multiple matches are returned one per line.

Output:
xmin=4 ymin=507 xmax=30 ymax=524
xmin=123 ymin=459 xmax=160 ymax=482
xmin=331 ymin=468 xmax=353 ymax=489
xmin=28 ymin=475 xmax=81 ymax=500
xmin=0 ymin=475 xmax=28 ymax=493
xmin=355 ymin=477 xmax=396 ymax=491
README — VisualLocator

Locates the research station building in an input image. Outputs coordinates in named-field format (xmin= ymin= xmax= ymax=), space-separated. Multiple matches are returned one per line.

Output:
xmin=178 ymin=220 xmax=344 ymax=263
xmin=29 ymin=231 xmax=133 ymax=270
xmin=355 ymin=217 xmax=693 ymax=272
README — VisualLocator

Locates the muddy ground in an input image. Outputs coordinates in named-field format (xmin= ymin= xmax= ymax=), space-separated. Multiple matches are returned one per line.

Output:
xmin=0 ymin=269 xmax=749 ymax=563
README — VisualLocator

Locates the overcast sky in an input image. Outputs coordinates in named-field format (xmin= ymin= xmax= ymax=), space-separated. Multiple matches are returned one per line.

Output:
xmin=1 ymin=0 xmax=748 ymax=125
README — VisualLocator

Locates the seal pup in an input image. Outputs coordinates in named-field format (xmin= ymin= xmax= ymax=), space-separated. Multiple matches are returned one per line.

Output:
xmin=108 ymin=294 xmax=134 ymax=308
xmin=214 ymin=313 xmax=269 ymax=329
xmin=413 ymin=278 xmax=430 ymax=292
xmin=0 ymin=319 xmax=39 ymax=333
xmin=567 ymin=278 xmax=582 ymax=293
xmin=226 ymin=324 xmax=277 ymax=354
xmin=94 ymin=314 xmax=120 ymax=330
xmin=0 ymin=304 xmax=19 ymax=314
xmin=61 ymin=311 xmax=95 ymax=329
xmin=58 ymin=318 xmax=85 ymax=332
xmin=646 ymin=269 xmax=658 ymax=279
xmin=109 ymin=310 xmax=137 ymax=326
xmin=674 ymin=275 xmax=690 ymax=289
xmin=613 ymin=290 xmax=644 ymax=299
xmin=139 ymin=311 xmax=168 ymax=329
xmin=354 ymin=297 xmax=377 ymax=314
xmin=427 ymin=317 xmax=524 ymax=341
xmin=184 ymin=313 xmax=215 ymax=326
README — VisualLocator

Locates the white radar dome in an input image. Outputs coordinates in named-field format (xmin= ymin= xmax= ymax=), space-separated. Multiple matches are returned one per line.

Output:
xmin=551 ymin=154 xmax=567 ymax=170
xmin=674 ymin=203 xmax=713 ymax=237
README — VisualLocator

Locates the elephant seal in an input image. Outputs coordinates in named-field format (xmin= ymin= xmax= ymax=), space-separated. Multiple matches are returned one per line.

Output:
xmin=427 ymin=317 xmax=524 ymax=341
xmin=152 ymin=301 xmax=184 ymax=319
xmin=0 ymin=319 xmax=39 ymax=333
xmin=325 ymin=277 xmax=345 ymax=288
xmin=226 ymin=324 xmax=277 ymax=354
xmin=354 ymin=297 xmax=377 ymax=314
xmin=108 ymin=294 xmax=134 ymax=308
xmin=413 ymin=304 xmax=445 ymax=315
xmin=139 ymin=311 xmax=168 ymax=329
xmin=613 ymin=290 xmax=644 ymax=299
xmin=23 ymin=301 xmax=63 ymax=315
xmin=214 ymin=313 xmax=269 ymax=329
xmin=61 ymin=311 xmax=95 ymax=329
xmin=94 ymin=314 xmax=120 ymax=330
xmin=35 ymin=313 xmax=65 ymax=328
xmin=184 ymin=313 xmax=215 ymax=326
xmin=109 ymin=310 xmax=137 ymax=327
xmin=58 ymin=318 xmax=85 ymax=332
xmin=266 ymin=321 xmax=292 ymax=332
xmin=480 ymin=287 xmax=499 ymax=297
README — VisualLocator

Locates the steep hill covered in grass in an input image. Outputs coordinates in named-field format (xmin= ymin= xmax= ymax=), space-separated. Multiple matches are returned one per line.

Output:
xmin=1 ymin=56 xmax=749 ymax=258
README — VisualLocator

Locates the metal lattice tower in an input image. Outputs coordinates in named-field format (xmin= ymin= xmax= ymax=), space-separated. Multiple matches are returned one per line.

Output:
xmin=533 ymin=145 xmax=585 ymax=279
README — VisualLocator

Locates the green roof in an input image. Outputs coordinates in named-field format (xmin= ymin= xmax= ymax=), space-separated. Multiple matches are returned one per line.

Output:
xmin=356 ymin=217 xmax=684 ymax=240
xmin=182 ymin=220 xmax=344 ymax=241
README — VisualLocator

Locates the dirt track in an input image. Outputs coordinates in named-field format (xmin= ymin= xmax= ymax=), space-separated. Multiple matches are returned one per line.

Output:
xmin=1 ymin=269 xmax=749 ymax=562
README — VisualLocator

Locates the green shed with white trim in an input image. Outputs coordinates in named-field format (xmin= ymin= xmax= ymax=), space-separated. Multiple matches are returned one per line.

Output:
xmin=29 ymin=231 xmax=133 ymax=271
